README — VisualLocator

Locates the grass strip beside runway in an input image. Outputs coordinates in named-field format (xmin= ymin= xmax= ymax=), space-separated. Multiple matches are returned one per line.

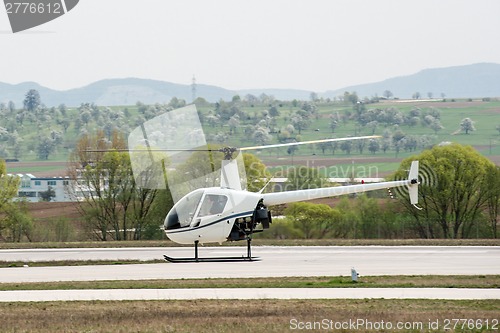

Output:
xmin=0 ymin=260 xmax=165 ymax=268
xmin=1 ymin=275 xmax=499 ymax=291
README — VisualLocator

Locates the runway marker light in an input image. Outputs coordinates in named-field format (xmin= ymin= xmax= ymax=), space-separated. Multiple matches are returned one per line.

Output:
xmin=351 ymin=268 xmax=359 ymax=282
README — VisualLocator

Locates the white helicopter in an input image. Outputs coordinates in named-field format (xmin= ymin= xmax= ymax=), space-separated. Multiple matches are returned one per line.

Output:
xmin=125 ymin=105 xmax=420 ymax=262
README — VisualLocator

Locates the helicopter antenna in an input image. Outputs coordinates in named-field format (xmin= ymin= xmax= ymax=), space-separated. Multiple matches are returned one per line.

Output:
xmin=258 ymin=178 xmax=274 ymax=194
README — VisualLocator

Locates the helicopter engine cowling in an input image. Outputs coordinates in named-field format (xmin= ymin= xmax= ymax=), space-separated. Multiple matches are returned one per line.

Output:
xmin=227 ymin=200 xmax=272 ymax=241
xmin=254 ymin=207 xmax=271 ymax=229
xmin=253 ymin=199 xmax=272 ymax=230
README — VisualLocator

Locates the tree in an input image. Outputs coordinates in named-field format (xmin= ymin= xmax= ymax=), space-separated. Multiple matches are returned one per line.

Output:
xmin=80 ymin=109 xmax=92 ymax=127
xmin=356 ymin=139 xmax=366 ymax=154
xmin=366 ymin=120 xmax=378 ymax=134
xmin=39 ymin=186 xmax=56 ymax=202
xmin=329 ymin=114 xmax=339 ymax=133
xmin=368 ymin=139 xmax=380 ymax=154
xmin=244 ymin=94 xmax=258 ymax=104
xmin=485 ymin=166 xmax=500 ymax=238
xmin=36 ymin=136 xmax=56 ymax=160
xmin=228 ymin=115 xmax=240 ymax=135
xmin=205 ymin=113 xmax=219 ymax=128
xmin=344 ymin=91 xmax=359 ymax=104
xmin=0 ymin=159 xmax=19 ymax=211
xmin=291 ymin=114 xmax=310 ymax=134
xmin=460 ymin=117 xmax=476 ymax=134
xmin=423 ymin=115 xmax=435 ymax=126
xmin=383 ymin=90 xmax=393 ymax=99
xmin=244 ymin=154 xmax=271 ymax=192
xmin=168 ymin=97 xmax=186 ymax=109
xmin=268 ymin=106 xmax=280 ymax=117
xmin=392 ymin=128 xmax=405 ymax=143
xmin=58 ymin=103 xmax=67 ymax=117
xmin=284 ymin=202 xmax=343 ymax=239
xmin=59 ymin=118 xmax=71 ymax=133
xmin=68 ymin=131 xmax=134 ymax=241
xmin=252 ymin=126 xmax=272 ymax=146
xmin=317 ymin=141 xmax=332 ymax=155
xmin=340 ymin=139 xmax=353 ymax=155
xmin=0 ymin=160 xmax=32 ymax=242
xmin=287 ymin=145 xmax=299 ymax=156
xmin=429 ymin=118 xmax=444 ymax=134
xmin=354 ymin=195 xmax=383 ymax=238
xmin=8 ymin=101 xmax=16 ymax=113
xmin=408 ymin=116 xmax=420 ymax=128
xmin=0 ymin=202 xmax=33 ymax=242
xmin=394 ymin=144 xmax=495 ymax=239
xmin=23 ymin=89 xmax=41 ymax=112
xmin=285 ymin=166 xmax=331 ymax=191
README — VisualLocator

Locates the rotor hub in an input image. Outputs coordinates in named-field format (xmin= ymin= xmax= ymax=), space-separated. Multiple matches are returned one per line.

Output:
xmin=219 ymin=147 xmax=238 ymax=160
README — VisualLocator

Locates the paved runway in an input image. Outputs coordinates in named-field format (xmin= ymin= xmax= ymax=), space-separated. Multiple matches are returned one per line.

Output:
xmin=0 ymin=246 xmax=499 ymax=283
xmin=1 ymin=288 xmax=499 ymax=302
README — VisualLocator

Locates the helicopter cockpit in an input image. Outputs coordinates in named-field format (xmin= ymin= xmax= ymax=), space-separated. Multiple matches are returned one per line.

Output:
xmin=165 ymin=189 xmax=229 ymax=231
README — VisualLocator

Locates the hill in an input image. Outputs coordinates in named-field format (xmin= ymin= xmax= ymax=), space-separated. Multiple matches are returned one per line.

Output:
xmin=0 ymin=63 xmax=499 ymax=106
xmin=0 ymin=78 xmax=235 ymax=107
xmin=323 ymin=63 xmax=500 ymax=100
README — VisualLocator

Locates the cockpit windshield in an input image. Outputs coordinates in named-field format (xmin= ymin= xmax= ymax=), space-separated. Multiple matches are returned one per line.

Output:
xmin=165 ymin=191 xmax=231 ymax=230
xmin=198 ymin=194 xmax=228 ymax=217
xmin=165 ymin=189 xmax=204 ymax=230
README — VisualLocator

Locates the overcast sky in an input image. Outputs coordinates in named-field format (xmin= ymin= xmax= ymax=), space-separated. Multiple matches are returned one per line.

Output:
xmin=1 ymin=0 xmax=499 ymax=92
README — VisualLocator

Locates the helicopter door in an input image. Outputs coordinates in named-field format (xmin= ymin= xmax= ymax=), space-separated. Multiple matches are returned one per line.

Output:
xmin=190 ymin=194 xmax=229 ymax=228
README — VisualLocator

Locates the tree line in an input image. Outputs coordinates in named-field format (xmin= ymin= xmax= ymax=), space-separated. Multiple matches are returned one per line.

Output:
xmin=258 ymin=143 xmax=499 ymax=240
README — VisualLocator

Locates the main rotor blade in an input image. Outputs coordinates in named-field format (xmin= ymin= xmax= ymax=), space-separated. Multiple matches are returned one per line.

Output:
xmin=240 ymin=135 xmax=381 ymax=151
xmin=84 ymin=148 xmax=217 ymax=153
xmin=85 ymin=136 xmax=381 ymax=154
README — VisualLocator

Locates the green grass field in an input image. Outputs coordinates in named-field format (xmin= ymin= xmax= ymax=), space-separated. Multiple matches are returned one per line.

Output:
xmin=3 ymin=99 xmax=499 ymax=178
xmin=1 ymin=299 xmax=498 ymax=333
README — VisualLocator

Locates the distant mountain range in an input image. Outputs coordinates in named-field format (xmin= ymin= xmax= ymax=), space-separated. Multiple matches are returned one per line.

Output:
xmin=322 ymin=62 xmax=500 ymax=100
xmin=1 ymin=63 xmax=499 ymax=107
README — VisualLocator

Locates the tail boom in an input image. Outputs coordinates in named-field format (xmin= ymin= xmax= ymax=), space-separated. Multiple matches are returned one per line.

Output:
xmin=262 ymin=179 xmax=411 ymax=206
xmin=262 ymin=160 xmax=420 ymax=207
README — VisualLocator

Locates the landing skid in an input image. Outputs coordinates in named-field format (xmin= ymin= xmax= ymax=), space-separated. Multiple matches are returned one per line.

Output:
xmin=164 ymin=238 xmax=259 ymax=263
xmin=163 ymin=255 xmax=260 ymax=263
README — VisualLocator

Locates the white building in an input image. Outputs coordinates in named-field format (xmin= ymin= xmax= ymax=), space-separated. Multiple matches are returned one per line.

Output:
xmin=14 ymin=174 xmax=72 ymax=202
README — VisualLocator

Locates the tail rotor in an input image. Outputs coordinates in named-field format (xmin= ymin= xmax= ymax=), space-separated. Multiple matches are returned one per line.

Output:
xmin=393 ymin=161 xmax=436 ymax=210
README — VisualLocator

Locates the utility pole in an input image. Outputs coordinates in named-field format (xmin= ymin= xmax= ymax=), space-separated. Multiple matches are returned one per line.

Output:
xmin=191 ymin=75 xmax=197 ymax=103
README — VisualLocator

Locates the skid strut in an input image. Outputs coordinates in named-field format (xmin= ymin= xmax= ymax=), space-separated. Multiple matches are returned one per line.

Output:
xmin=163 ymin=238 xmax=259 ymax=263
